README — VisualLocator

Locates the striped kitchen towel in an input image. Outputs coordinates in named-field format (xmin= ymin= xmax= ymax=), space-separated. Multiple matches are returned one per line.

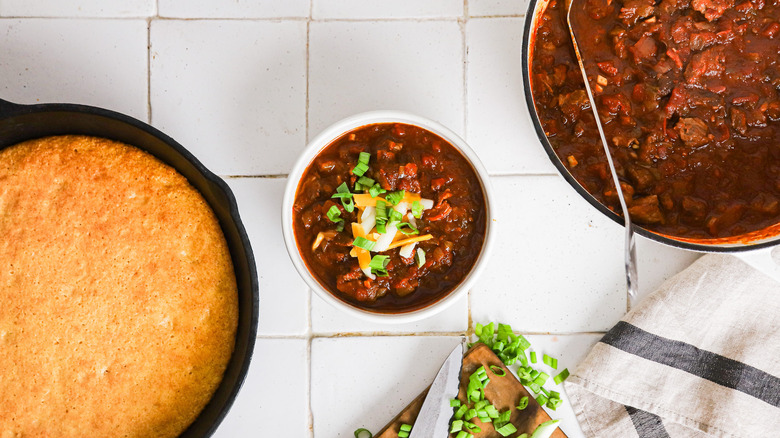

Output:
xmin=565 ymin=254 xmax=780 ymax=438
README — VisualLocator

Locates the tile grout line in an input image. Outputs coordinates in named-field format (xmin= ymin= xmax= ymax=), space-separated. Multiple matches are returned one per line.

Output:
xmin=463 ymin=0 xmax=471 ymax=338
xmin=306 ymin=4 xmax=314 ymax=437
xmin=146 ymin=17 xmax=152 ymax=125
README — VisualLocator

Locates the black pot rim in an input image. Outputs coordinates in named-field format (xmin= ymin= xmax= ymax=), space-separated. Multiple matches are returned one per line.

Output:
xmin=520 ymin=1 xmax=780 ymax=254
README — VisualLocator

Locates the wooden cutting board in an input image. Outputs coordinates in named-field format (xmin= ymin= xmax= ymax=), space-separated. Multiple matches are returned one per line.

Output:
xmin=375 ymin=343 xmax=567 ymax=438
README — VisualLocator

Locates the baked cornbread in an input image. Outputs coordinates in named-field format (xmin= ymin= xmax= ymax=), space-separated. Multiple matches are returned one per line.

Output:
xmin=0 ymin=136 xmax=238 ymax=438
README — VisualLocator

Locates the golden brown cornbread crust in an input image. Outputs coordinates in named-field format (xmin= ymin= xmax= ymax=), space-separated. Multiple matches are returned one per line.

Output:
xmin=0 ymin=136 xmax=239 ymax=438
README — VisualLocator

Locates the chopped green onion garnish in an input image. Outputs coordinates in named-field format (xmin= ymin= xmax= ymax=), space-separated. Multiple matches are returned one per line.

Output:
xmin=465 ymin=408 xmax=477 ymax=421
xmin=352 ymin=161 xmax=369 ymax=176
xmin=397 ymin=222 xmax=419 ymax=235
xmin=530 ymin=351 xmax=537 ymax=364
xmin=553 ymin=368 xmax=570 ymax=385
xmin=496 ymin=409 xmax=511 ymax=425
xmin=450 ymin=399 xmax=461 ymax=408
xmin=385 ymin=190 xmax=405 ymax=205
xmin=464 ymin=422 xmax=481 ymax=433
xmin=415 ymin=248 xmax=425 ymax=267
xmin=496 ymin=422 xmax=517 ymax=437
xmin=335 ymin=221 xmax=345 ymax=232
xmin=549 ymin=390 xmax=560 ymax=399
xmin=489 ymin=365 xmax=506 ymax=377
xmin=368 ymin=255 xmax=390 ymax=276
xmin=326 ymin=205 xmax=342 ymax=223
xmin=533 ymin=372 xmax=549 ymax=387
xmin=331 ymin=182 xmax=355 ymax=212
xmin=354 ymin=428 xmax=372 ymax=438
xmin=454 ymin=404 xmax=468 ymax=420
xmin=411 ymin=200 xmax=424 ymax=218
xmin=517 ymin=396 xmax=529 ymax=410
xmin=455 ymin=431 xmax=471 ymax=438
xmin=399 ymin=424 xmax=412 ymax=432
xmin=358 ymin=151 xmax=371 ymax=164
xmin=352 ymin=236 xmax=376 ymax=251
xmin=543 ymin=354 xmax=558 ymax=370
xmin=536 ymin=394 xmax=548 ymax=406
xmin=450 ymin=420 xmax=463 ymax=433
xmin=368 ymin=183 xmax=386 ymax=198
xmin=546 ymin=397 xmax=563 ymax=410
xmin=485 ymin=404 xmax=500 ymax=418
xmin=388 ymin=209 xmax=403 ymax=225
xmin=376 ymin=200 xmax=387 ymax=220
xmin=355 ymin=176 xmax=375 ymax=191
xmin=474 ymin=400 xmax=488 ymax=410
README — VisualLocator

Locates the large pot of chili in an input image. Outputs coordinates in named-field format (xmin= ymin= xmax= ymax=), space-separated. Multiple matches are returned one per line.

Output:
xmin=522 ymin=0 xmax=780 ymax=277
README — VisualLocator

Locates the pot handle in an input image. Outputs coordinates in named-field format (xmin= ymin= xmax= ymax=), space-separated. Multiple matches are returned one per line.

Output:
xmin=734 ymin=247 xmax=780 ymax=283
xmin=0 ymin=98 xmax=26 ymax=118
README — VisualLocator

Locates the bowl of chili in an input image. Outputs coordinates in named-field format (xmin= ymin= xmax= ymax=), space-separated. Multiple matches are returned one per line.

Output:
xmin=282 ymin=111 xmax=494 ymax=322
xmin=522 ymin=0 xmax=780 ymax=254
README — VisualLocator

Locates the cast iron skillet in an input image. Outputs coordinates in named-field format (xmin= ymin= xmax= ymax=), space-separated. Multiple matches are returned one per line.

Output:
xmin=520 ymin=0 xmax=780 ymax=254
xmin=0 ymin=98 xmax=259 ymax=437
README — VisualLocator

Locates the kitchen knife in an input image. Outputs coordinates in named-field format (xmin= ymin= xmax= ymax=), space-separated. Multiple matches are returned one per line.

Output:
xmin=408 ymin=342 xmax=464 ymax=438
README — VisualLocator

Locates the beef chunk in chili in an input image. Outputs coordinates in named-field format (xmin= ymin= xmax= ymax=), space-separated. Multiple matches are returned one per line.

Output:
xmin=531 ymin=0 xmax=780 ymax=240
xmin=292 ymin=123 xmax=486 ymax=313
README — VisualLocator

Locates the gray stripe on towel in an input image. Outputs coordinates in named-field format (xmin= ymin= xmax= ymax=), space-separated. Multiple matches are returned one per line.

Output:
xmin=602 ymin=321 xmax=780 ymax=408
xmin=625 ymin=406 xmax=671 ymax=438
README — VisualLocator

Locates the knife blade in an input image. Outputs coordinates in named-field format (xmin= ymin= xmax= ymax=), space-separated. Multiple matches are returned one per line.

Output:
xmin=408 ymin=342 xmax=464 ymax=438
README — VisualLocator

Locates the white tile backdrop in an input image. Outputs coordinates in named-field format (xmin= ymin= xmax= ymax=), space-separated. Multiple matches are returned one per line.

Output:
xmin=0 ymin=1 xmax=702 ymax=437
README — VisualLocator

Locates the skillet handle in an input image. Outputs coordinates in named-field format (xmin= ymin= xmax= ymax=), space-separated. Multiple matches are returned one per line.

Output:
xmin=734 ymin=247 xmax=780 ymax=283
xmin=0 ymin=98 xmax=26 ymax=118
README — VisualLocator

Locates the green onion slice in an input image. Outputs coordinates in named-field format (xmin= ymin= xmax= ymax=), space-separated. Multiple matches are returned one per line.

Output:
xmin=331 ymin=182 xmax=355 ymax=212
xmin=358 ymin=151 xmax=371 ymax=164
xmin=415 ymin=248 xmax=425 ymax=267
xmin=495 ymin=423 xmax=517 ymax=437
xmin=530 ymin=351 xmax=537 ymax=364
xmin=385 ymin=190 xmax=405 ymax=205
xmin=517 ymin=396 xmax=529 ymax=410
xmin=353 ymin=428 xmax=373 ymax=438
xmin=352 ymin=161 xmax=369 ymax=176
xmin=450 ymin=420 xmax=463 ymax=433
xmin=368 ymin=255 xmax=390 ymax=276
xmin=397 ymin=222 xmax=419 ymax=235
xmin=326 ymin=205 xmax=342 ymax=223
xmin=352 ymin=236 xmax=376 ymax=251
xmin=368 ymin=183 xmax=385 ymax=198
xmin=400 ymin=424 xmax=412 ymax=432
xmin=489 ymin=365 xmax=506 ymax=377
xmin=553 ymin=368 xmax=570 ymax=385
xmin=411 ymin=200 xmax=424 ymax=218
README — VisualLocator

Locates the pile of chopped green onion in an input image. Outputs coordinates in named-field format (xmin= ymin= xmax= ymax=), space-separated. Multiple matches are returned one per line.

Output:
xmin=469 ymin=322 xmax=569 ymax=412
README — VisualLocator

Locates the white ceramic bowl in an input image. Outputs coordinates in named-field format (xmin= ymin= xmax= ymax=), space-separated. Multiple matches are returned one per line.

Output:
xmin=281 ymin=111 xmax=494 ymax=323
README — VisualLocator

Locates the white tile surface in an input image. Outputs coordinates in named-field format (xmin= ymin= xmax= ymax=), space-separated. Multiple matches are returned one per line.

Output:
xmin=0 ymin=0 xmax=154 ymax=17
xmin=308 ymin=20 xmax=465 ymax=141
xmin=466 ymin=17 xmax=557 ymax=175
xmin=311 ymin=289 xmax=468 ymax=335
xmin=311 ymin=336 xmax=462 ymax=437
xmin=471 ymin=175 xmax=627 ymax=332
xmin=213 ymin=339 xmax=309 ymax=437
xmin=0 ymin=19 xmax=149 ymax=120
xmin=226 ymin=178 xmax=309 ymax=336
xmin=159 ymin=0 xmax=309 ymax=18
xmin=313 ymin=0 xmax=463 ymax=19
xmin=469 ymin=0 xmax=529 ymax=16
xmin=150 ymin=20 xmax=307 ymax=176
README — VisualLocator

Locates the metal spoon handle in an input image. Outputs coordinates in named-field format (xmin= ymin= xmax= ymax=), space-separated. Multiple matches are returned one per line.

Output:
xmin=566 ymin=4 xmax=638 ymax=307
